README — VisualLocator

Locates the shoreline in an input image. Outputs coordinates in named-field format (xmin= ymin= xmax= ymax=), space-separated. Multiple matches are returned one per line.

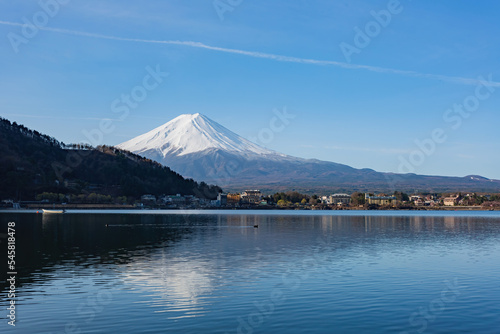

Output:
xmin=0 ymin=202 xmax=496 ymax=211
xmin=0 ymin=206 xmax=496 ymax=212
xmin=12 ymin=203 xmax=498 ymax=211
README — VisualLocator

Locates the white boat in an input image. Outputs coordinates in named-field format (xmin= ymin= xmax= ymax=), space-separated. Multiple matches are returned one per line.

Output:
xmin=42 ymin=209 xmax=65 ymax=214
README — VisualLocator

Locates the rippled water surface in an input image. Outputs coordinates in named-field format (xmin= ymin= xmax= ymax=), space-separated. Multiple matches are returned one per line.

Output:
xmin=1 ymin=210 xmax=500 ymax=333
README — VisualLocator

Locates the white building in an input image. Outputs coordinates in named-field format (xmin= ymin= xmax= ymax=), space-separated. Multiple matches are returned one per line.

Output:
xmin=329 ymin=194 xmax=351 ymax=206
xmin=141 ymin=194 xmax=156 ymax=203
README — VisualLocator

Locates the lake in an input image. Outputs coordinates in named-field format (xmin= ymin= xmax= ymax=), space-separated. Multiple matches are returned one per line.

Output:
xmin=1 ymin=210 xmax=500 ymax=333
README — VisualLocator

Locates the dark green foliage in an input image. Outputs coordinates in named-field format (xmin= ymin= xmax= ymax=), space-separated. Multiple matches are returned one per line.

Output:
xmin=272 ymin=191 xmax=310 ymax=204
xmin=393 ymin=191 xmax=410 ymax=202
xmin=350 ymin=192 xmax=366 ymax=206
xmin=491 ymin=195 xmax=500 ymax=201
xmin=0 ymin=117 xmax=221 ymax=200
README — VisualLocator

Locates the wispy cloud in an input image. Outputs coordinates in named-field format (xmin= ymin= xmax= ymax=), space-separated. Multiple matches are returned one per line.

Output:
xmin=1 ymin=20 xmax=499 ymax=87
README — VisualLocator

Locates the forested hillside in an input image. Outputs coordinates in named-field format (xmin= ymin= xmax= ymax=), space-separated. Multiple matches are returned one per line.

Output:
xmin=0 ymin=117 xmax=221 ymax=201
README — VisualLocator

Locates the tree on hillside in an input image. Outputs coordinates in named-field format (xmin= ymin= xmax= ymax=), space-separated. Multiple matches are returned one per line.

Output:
xmin=393 ymin=191 xmax=409 ymax=202
xmin=351 ymin=192 xmax=365 ymax=206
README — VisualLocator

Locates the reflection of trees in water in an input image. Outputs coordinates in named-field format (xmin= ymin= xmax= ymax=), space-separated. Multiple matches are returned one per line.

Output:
xmin=0 ymin=213 xmax=195 ymax=292
xmin=216 ymin=213 xmax=500 ymax=276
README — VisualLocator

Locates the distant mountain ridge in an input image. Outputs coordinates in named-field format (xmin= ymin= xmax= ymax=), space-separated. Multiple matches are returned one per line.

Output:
xmin=117 ymin=114 xmax=500 ymax=193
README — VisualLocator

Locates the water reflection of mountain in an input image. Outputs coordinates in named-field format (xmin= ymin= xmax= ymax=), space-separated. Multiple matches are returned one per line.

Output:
xmin=0 ymin=212 xmax=498 ymax=300
xmin=119 ymin=213 xmax=500 ymax=318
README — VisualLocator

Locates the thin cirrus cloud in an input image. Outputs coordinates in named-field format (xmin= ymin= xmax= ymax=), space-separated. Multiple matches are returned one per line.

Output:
xmin=1 ymin=19 xmax=499 ymax=87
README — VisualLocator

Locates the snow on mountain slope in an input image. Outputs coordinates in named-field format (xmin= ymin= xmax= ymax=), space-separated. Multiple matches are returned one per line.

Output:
xmin=115 ymin=113 xmax=500 ymax=193
xmin=117 ymin=113 xmax=278 ymax=157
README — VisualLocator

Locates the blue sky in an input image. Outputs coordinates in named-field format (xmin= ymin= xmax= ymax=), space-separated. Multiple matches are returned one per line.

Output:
xmin=1 ymin=0 xmax=500 ymax=179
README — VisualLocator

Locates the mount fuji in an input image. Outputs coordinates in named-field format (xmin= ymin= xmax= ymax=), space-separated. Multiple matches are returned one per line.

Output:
xmin=118 ymin=113 xmax=278 ymax=158
xmin=117 ymin=113 xmax=500 ymax=193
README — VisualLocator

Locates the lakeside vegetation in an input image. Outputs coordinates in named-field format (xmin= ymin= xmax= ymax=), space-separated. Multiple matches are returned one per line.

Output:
xmin=4 ymin=190 xmax=499 ymax=211
xmin=261 ymin=191 xmax=500 ymax=210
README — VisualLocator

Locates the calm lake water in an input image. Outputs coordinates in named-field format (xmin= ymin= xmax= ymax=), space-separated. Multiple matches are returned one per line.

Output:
xmin=1 ymin=210 xmax=500 ymax=333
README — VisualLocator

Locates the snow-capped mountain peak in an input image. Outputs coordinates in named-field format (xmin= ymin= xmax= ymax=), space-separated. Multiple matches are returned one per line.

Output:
xmin=117 ymin=113 xmax=276 ymax=157
xmin=115 ymin=113 xmax=500 ymax=192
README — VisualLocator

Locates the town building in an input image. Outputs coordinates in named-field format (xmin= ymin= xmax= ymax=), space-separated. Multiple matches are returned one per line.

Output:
xmin=414 ymin=198 xmax=425 ymax=206
xmin=365 ymin=194 xmax=398 ymax=206
xmin=217 ymin=193 xmax=228 ymax=206
xmin=162 ymin=194 xmax=186 ymax=205
xmin=241 ymin=190 xmax=262 ymax=204
xmin=141 ymin=194 xmax=156 ymax=203
xmin=444 ymin=195 xmax=460 ymax=206
xmin=329 ymin=194 xmax=351 ymax=206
